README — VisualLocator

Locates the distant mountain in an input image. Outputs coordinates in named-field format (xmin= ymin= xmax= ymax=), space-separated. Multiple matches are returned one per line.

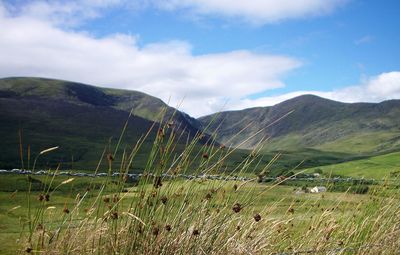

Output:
xmin=2 ymin=77 xmax=400 ymax=175
xmin=198 ymin=95 xmax=400 ymax=154
xmin=0 ymin=77 xmax=204 ymax=170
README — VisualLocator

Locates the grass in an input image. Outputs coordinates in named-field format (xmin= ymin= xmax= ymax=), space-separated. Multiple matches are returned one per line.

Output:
xmin=1 ymin=108 xmax=400 ymax=254
xmin=1 ymin=174 xmax=399 ymax=254
xmin=315 ymin=131 xmax=400 ymax=154
xmin=305 ymin=151 xmax=400 ymax=179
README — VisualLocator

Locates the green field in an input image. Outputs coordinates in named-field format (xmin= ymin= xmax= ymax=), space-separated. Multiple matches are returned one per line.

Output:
xmin=305 ymin=151 xmax=400 ymax=179
xmin=0 ymin=172 xmax=399 ymax=254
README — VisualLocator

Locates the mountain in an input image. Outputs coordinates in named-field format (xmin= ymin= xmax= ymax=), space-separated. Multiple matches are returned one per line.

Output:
xmin=0 ymin=77 xmax=204 ymax=170
xmin=198 ymin=95 xmax=400 ymax=154
xmin=2 ymin=77 xmax=400 ymax=176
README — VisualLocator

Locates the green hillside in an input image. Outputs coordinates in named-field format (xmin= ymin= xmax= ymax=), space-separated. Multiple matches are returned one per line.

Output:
xmin=2 ymin=77 xmax=400 ymax=176
xmin=199 ymin=95 xmax=400 ymax=154
xmin=304 ymin=151 xmax=400 ymax=179
xmin=0 ymin=77 xmax=205 ymax=171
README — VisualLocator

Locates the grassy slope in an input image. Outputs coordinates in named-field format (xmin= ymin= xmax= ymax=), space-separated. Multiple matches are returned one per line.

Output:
xmin=304 ymin=151 xmax=400 ymax=179
xmin=198 ymin=95 xmax=400 ymax=155
xmin=0 ymin=77 xmax=205 ymax=171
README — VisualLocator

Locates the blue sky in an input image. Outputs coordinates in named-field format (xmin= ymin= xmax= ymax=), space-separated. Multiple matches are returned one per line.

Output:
xmin=0 ymin=0 xmax=399 ymax=116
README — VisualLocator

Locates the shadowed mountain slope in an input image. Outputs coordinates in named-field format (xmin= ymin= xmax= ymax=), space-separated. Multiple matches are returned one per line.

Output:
xmin=0 ymin=77 xmax=204 ymax=170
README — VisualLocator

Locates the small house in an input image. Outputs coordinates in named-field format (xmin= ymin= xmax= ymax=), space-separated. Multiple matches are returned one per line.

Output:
xmin=310 ymin=186 xmax=326 ymax=193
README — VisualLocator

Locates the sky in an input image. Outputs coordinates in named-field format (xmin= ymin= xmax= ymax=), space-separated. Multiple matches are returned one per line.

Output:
xmin=0 ymin=0 xmax=399 ymax=117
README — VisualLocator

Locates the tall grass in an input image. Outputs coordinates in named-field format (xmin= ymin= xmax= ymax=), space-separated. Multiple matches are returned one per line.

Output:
xmin=14 ymin=109 xmax=400 ymax=254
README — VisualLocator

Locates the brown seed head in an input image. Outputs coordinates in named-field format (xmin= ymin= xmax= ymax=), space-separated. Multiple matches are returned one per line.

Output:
xmin=106 ymin=153 xmax=114 ymax=162
xmin=202 ymin=153 xmax=209 ymax=159
xmin=25 ymin=247 xmax=32 ymax=253
xmin=192 ymin=229 xmax=200 ymax=236
xmin=165 ymin=224 xmax=172 ymax=232
xmin=161 ymin=196 xmax=168 ymax=205
xmin=103 ymin=197 xmax=110 ymax=203
xmin=44 ymin=194 xmax=50 ymax=202
xmin=254 ymin=213 xmax=261 ymax=222
xmin=288 ymin=207 xmax=295 ymax=214
xmin=236 ymin=225 xmax=241 ymax=231
xmin=154 ymin=176 xmax=162 ymax=189
xmin=233 ymin=184 xmax=238 ymax=191
xmin=205 ymin=193 xmax=212 ymax=200
xmin=111 ymin=211 xmax=118 ymax=219
xmin=38 ymin=194 xmax=44 ymax=201
xmin=232 ymin=203 xmax=242 ymax=213
xmin=63 ymin=207 xmax=70 ymax=214
xmin=152 ymin=226 xmax=159 ymax=236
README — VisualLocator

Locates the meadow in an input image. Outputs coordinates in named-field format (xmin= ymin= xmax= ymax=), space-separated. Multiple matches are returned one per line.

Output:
xmin=1 ymin=113 xmax=400 ymax=254
xmin=1 ymin=172 xmax=399 ymax=254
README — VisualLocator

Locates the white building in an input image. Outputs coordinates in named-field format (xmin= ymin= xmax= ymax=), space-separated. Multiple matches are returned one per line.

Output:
xmin=310 ymin=186 xmax=327 ymax=193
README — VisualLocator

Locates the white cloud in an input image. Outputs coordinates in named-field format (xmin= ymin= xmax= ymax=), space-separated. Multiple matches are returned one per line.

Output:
xmin=354 ymin=35 xmax=373 ymax=45
xmin=6 ymin=0 xmax=347 ymax=27
xmin=4 ymin=1 xmax=394 ymax=119
xmin=151 ymin=0 xmax=348 ymax=24
xmin=230 ymin=72 xmax=400 ymax=111
xmin=0 ymin=3 xmax=301 ymax=117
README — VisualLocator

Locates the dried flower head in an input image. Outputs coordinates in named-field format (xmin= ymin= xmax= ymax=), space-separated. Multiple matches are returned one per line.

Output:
xmin=192 ymin=229 xmax=200 ymax=236
xmin=154 ymin=176 xmax=162 ymax=189
xmin=205 ymin=193 xmax=212 ymax=200
xmin=254 ymin=213 xmax=261 ymax=222
xmin=152 ymin=226 xmax=159 ymax=236
xmin=232 ymin=203 xmax=242 ymax=213
xmin=160 ymin=196 xmax=168 ymax=205
xmin=44 ymin=194 xmax=50 ymax=202
xmin=288 ymin=207 xmax=294 ymax=214
xmin=63 ymin=207 xmax=70 ymax=214
xmin=165 ymin=224 xmax=172 ymax=232
xmin=111 ymin=211 xmax=118 ymax=220
xmin=38 ymin=194 xmax=44 ymax=201
xmin=106 ymin=153 xmax=114 ymax=162
xmin=25 ymin=247 xmax=32 ymax=253
xmin=36 ymin=224 xmax=43 ymax=231
xmin=202 ymin=153 xmax=209 ymax=159
xmin=236 ymin=225 xmax=241 ymax=231
xmin=103 ymin=197 xmax=110 ymax=203
xmin=233 ymin=184 xmax=238 ymax=191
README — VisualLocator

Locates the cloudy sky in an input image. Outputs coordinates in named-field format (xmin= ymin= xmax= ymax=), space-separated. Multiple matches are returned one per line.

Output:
xmin=1 ymin=0 xmax=399 ymax=117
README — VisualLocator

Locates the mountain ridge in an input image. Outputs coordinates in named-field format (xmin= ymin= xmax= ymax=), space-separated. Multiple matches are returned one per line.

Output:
xmin=0 ymin=77 xmax=205 ymax=170
xmin=198 ymin=94 xmax=400 ymax=152
xmin=1 ymin=76 xmax=400 ymax=172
